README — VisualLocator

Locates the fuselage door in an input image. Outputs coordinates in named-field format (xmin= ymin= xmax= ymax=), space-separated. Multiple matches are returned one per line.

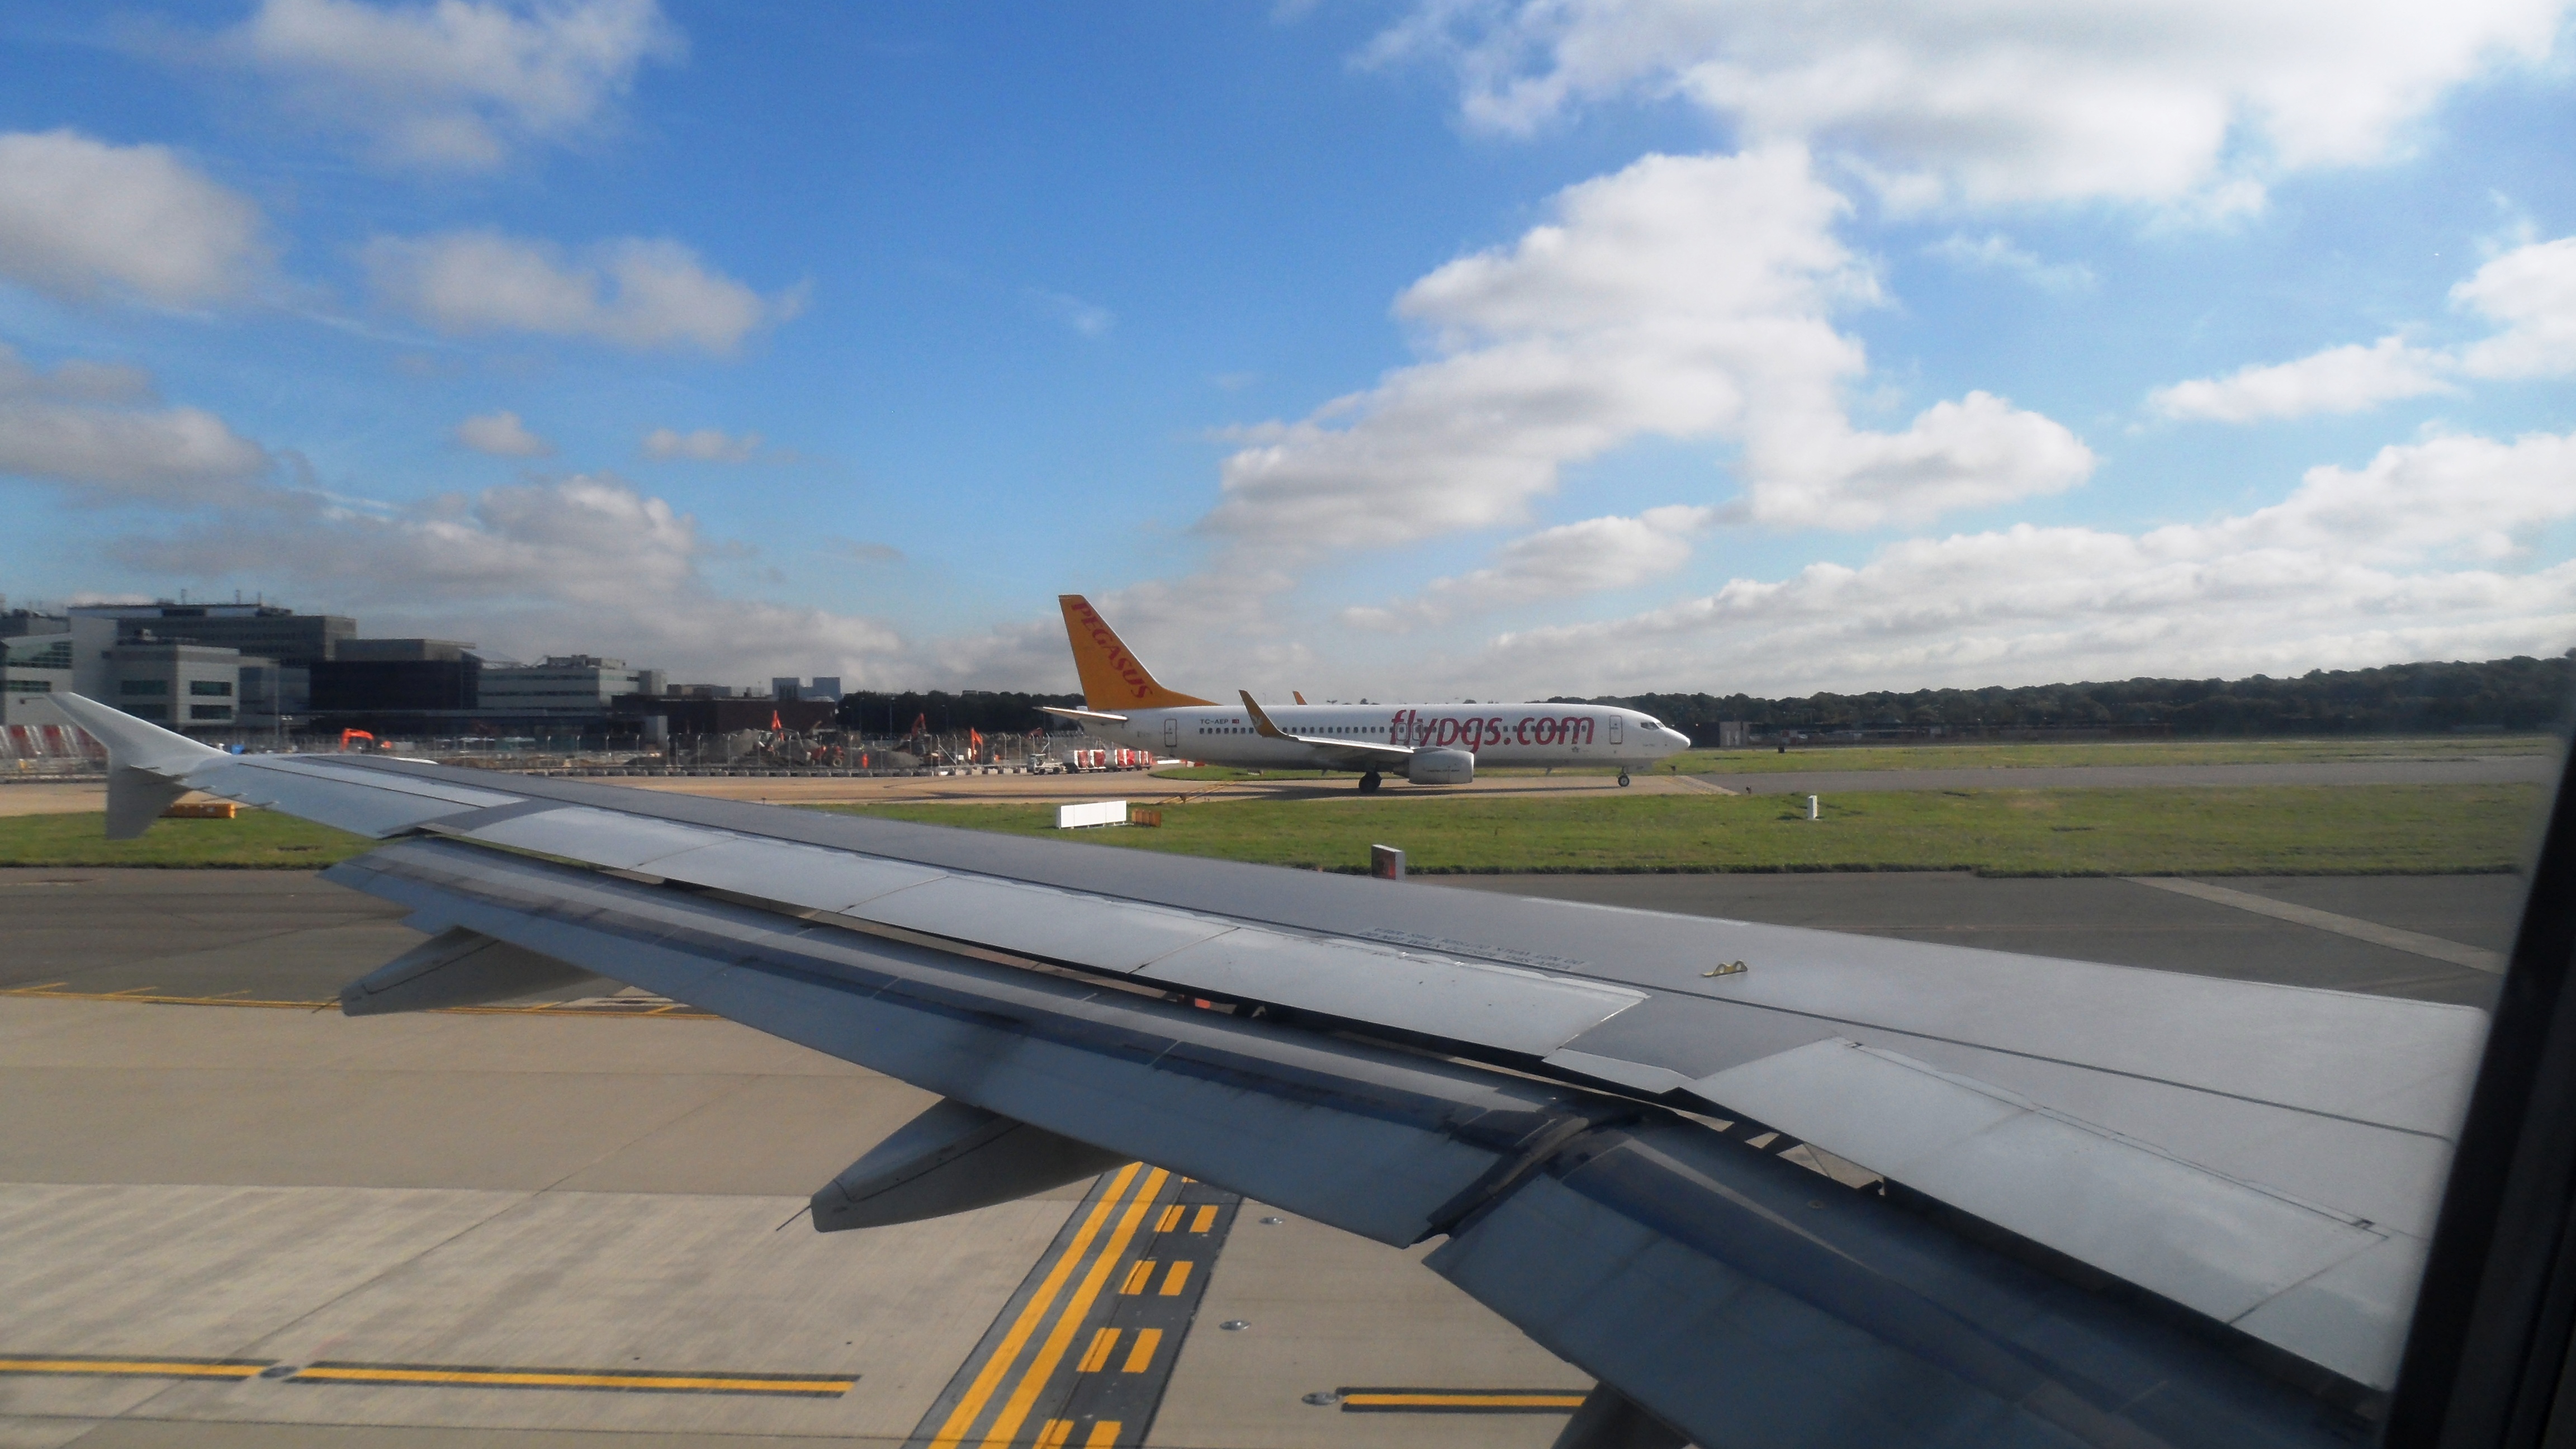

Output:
xmin=1163 ymin=717 xmax=1178 ymax=751
xmin=1608 ymin=714 xmax=1623 ymax=746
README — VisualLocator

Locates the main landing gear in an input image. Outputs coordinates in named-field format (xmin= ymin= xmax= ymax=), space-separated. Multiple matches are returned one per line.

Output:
xmin=1617 ymin=771 xmax=1632 ymax=787
xmin=1358 ymin=771 xmax=1382 ymax=793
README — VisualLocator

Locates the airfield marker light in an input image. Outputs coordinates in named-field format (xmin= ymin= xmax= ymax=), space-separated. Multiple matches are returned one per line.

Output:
xmin=1809 ymin=795 xmax=1820 ymax=821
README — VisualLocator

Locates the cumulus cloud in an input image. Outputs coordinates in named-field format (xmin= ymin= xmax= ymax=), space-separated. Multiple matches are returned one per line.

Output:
xmin=642 ymin=425 xmax=760 ymax=462
xmin=2146 ymin=235 xmax=2576 ymax=420
xmin=0 ymin=344 xmax=271 ymax=504
xmin=229 ymin=0 xmax=683 ymax=169
xmin=366 ymin=229 xmax=802 ymax=354
xmin=1740 ymin=391 xmax=2094 ymax=529
xmin=1464 ymin=428 xmax=2576 ymax=695
xmin=1202 ymin=149 xmax=2089 ymax=552
xmin=2148 ymin=335 xmax=2455 ymax=422
xmin=1371 ymin=0 xmax=2568 ymax=210
xmin=0 ymin=130 xmax=267 ymax=306
xmin=1344 ymin=504 xmax=1711 ymax=631
xmin=2454 ymin=235 xmax=2576 ymax=378
xmin=107 ymin=472 xmax=910 ymax=683
xmin=453 ymin=409 xmax=552 ymax=456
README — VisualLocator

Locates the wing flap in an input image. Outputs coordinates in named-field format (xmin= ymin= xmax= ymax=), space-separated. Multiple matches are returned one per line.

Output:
xmin=1693 ymin=1039 xmax=2412 ymax=1388
xmin=856 ymin=875 xmax=1239 ymax=973
xmin=1137 ymin=929 xmax=1645 ymax=1055
xmin=1429 ymin=1124 xmax=2351 ymax=1449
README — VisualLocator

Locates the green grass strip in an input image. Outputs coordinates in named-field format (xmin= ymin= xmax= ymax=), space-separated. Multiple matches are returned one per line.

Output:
xmin=0 ymin=811 xmax=372 ymax=868
xmin=1150 ymin=734 xmax=2560 ymax=782
xmin=828 ymin=784 xmax=2543 ymax=877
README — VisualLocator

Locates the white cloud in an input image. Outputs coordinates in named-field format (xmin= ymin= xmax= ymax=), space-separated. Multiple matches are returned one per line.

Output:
xmin=231 ymin=0 xmax=682 ymax=169
xmin=365 ymin=229 xmax=802 ymax=354
xmin=1465 ymin=428 xmax=2576 ymax=695
xmin=1026 ymin=288 xmax=1115 ymax=337
xmin=1343 ymin=504 xmax=1711 ymax=631
xmin=2148 ymin=335 xmax=2455 ymax=422
xmin=1372 ymin=0 xmax=2568 ymax=210
xmin=642 ymin=425 xmax=760 ymax=462
xmin=0 ymin=344 xmax=270 ymax=503
xmin=2454 ymin=235 xmax=2576 ymax=378
xmin=453 ymin=409 xmax=552 ymax=457
xmin=0 ymin=130 xmax=267 ymax=306
xmin=107 ymin=473 xmax=910 ymax=684
xmin=1926 ymin=233 xmax=2095 ymax=292
xmin=1738 ymin=390 xmax=2093 ymax=529
xmin=2144 ymin=234 xmax=2576 ymax=421
xmin=1202 ymin=148 xmax=2090 ymax=552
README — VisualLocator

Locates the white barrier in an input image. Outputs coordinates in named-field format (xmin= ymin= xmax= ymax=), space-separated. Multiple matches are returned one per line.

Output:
xmin=1056 ymin=799 xmax=1128 ymax=829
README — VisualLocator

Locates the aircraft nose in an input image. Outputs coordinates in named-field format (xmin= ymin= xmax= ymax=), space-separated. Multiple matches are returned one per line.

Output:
xmin=1664 ymin=730 xmax=1692 ymax=753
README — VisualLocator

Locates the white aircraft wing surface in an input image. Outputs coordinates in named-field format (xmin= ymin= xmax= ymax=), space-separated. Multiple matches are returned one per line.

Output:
xmin=45 ymin=691 xmax=2494 ymax=1449
xmin=1238 ymin=689 xmax=1415 ymax=770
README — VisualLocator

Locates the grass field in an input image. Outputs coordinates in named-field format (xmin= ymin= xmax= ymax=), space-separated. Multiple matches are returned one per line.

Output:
xmin=1150 ymin=733 xmax=2561 ymax=782
xmin=0 ymin=810 xmax=371 ymax=868
xmin=1 ymin=776 xmax=2542 ymax=875
xmin=830 ymin=783 xmax=2544 ymax=877
xmin=1675 ymin=734 xmax=2563 ymax=776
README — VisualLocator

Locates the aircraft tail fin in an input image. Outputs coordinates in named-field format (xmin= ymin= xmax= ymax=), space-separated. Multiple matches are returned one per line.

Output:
xmin=1057 ymin=596 xmax=1214 ymax=710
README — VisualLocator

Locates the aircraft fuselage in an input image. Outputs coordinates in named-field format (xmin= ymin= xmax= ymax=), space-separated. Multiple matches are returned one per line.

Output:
xmin=1077 ymin=703 xmax=1690 ymax=771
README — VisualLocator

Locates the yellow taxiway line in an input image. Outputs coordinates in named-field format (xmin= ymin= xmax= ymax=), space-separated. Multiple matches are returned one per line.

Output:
xmin=925 ymin=1161 xmax=1148 ymax=1449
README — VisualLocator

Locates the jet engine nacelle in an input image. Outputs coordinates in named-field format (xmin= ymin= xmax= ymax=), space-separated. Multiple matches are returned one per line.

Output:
xmin=1407 ymin=748 xmax=1475 ymax=785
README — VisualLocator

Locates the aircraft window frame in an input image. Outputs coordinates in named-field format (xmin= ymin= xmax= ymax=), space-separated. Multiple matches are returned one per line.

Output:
xmin=2389 ymin=733 xmax=2576 ymax=1446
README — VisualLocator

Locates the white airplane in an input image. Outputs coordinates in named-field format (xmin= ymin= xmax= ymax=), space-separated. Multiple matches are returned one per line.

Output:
xmin=1039 ymin=595 xmax=1692 ymax=788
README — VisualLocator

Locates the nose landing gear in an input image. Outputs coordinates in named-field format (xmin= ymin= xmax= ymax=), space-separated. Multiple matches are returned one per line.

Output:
xmin=1358 ymin=771 xmax=1382 ymax=793
xmin=1617 ymin=771 xmax=1632 ymax=787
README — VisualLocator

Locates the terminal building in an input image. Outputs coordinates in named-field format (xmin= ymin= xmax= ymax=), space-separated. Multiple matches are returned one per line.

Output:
xmin=485 ymin=656 xmax=667 ymax=714
xmin=0 ymin=596 xmax=850 ymax=753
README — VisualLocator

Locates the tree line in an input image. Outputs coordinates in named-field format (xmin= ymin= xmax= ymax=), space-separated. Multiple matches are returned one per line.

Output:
xmin=838 ymin=690 xmax=1083 ymax=736
xmin=1564 ymin=653 xmax=2576 ymax=740
xmin=841 ymin=654 xmax=2574 ymax=741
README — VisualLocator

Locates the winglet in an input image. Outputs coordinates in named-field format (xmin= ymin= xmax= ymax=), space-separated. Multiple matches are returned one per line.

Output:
xmin=35 ymin=693 xmax=224 ymax=840
xmin=1057 ymin=596 xmax=1214 ymax=711
xmin=1239 ymin=690 xmax=1289 ymax=740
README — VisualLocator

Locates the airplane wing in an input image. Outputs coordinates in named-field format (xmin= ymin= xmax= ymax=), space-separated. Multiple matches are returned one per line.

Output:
xmin=1038 ymin=705 xmax=1130 ymax=724
xmin=1239 ymin=690 xmax=1413 ymax=770
xmin=44 ymin=689 xmax=2498 ymax=1448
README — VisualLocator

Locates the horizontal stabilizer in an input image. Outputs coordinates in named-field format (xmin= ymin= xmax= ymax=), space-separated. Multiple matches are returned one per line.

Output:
xmin=339 ymin=926 xmax=598 ymax=1016
xmin=812 ymin=1098 xmax=1126 ymax=1232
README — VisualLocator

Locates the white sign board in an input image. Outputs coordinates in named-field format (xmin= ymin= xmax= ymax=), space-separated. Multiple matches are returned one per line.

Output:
xmin=1056 ymin=800 xmax=1128 ymax=830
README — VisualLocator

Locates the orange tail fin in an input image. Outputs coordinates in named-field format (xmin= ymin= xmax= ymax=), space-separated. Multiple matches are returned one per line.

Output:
xmin=1058 ymin=596 xmax=1214 ymax=710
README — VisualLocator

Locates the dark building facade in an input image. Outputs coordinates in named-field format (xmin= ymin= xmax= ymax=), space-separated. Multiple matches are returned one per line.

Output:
xmin=309 ymin=657 xmax=481 ymax=713
xmin=68 ymin=604 xmax=356 ymax=665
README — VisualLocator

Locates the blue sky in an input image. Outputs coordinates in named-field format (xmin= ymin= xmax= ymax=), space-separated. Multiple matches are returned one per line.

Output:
xmin=1 ymin=0 xmax=2572 ymax=697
